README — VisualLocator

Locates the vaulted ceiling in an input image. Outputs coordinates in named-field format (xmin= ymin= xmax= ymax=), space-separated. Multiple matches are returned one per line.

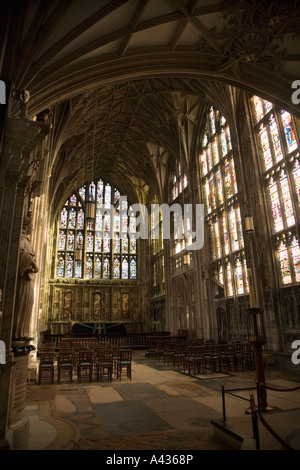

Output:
xmin=1 ymin=0 xmax=300 ymax=212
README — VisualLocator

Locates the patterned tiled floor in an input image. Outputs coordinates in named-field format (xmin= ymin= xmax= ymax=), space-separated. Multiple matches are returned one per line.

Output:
xmin=19 ymin=351 xmax=300 ymax=451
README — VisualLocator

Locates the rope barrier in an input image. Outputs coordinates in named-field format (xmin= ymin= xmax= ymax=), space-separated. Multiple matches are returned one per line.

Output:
xmin=254 ymin=384 xmax=297 ymax=450
xmin=258 ymin=414 xmax=295 ymax=451
xmin=258 ymin=382 xmax=300 ymax=393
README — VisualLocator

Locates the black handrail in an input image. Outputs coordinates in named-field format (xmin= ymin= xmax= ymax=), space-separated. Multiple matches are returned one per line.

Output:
xmin=221 ymin=382 xmax=260 ymax=449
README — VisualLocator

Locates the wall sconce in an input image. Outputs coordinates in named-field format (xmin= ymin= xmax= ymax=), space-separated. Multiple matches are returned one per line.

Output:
xmin=244 ymin=215 xmax=254 ymax=233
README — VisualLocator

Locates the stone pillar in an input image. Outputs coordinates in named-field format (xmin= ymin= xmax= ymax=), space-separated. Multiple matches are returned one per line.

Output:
xmin=0 ymin=117 xmax=50 ymax=449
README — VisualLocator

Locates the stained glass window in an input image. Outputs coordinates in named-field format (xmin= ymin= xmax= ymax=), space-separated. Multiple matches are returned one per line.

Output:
xmin=59 ymin=231 xmax=66 ymax=250
xmin=291 ymin=236 xmax=300 ymax=282
xmin=103 ymin=256 xmax=110 ymax=278
xmin=277 ymin=236 xmax=291 ymax=284
xmin=85 ymin=254 xmax=93 ymax=278
xmin=60 ymin=208 xmax=68 ymax=228
xmin=94 ymin=254 xmax=102 ymax=278
xmin=77 ymin=209 xmax=84 ymax=229
xmin=280 ymin=173 xmax=295 ymax=227
xmin=55 ymin=178 xmax=137 ymax=279
xmin=252 ymin=95 xmax=264 ymax=122
xmin=235 ymin=255 xmax=244 ymax=295
xmin=130 ymin=256 xmax=137 ymax=279
xmin=226 ymin=260 xmax=234 ymax=297
xmin=79 ymin=186 xmax=85 ymax=201
xmin=281 ymin=111 xmax=297 ymax=152
xmin=113 ymin=255 xmax=120 ymax=278
xmin=76 ymin=232 xmax=83 ymax=250
xmin=293 ymin=160 xmax=300 ymax=203
xmin=67 ymin=231 xmax=74 ymax=251
xmin=220 ymin=129 xmax=227 ymax=156
xmin=221 ymin=212 xmax=230 ymax=255
xmin=75 ymin=261 xmax=82 ymax=278
xmin=57 ymin=254 xmax=65 ymax=277
xmin=68 ymin=208 xmax=76 ymax=229
xmin=200 ymin=107 xmax=248 ymax=297
xmin=66 ymin=254 xmax=74 ymax=278
xmin=251 ymin=95 xmax=300 ymax=285
xmin=70 ymin=194 xmax=77 ymax=206
xmin=97 ymin=180 xmax=103 ymax=206
xmin=270 ymin=115 xmax=283 ymax=163
xmin=172 ymin=161 xmax=188 ymax=201
xmin=122 ymin=256 xmax=128 ymax=279
xmin=258 ymin=124 xmax=273 ymax=171
xmin=269 ymin=179 xmax=283 ymax=232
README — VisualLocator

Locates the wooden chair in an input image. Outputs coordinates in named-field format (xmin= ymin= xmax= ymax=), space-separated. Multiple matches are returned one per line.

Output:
xmin=96 ymin=349 xmax=114 ymax=381
xmin=184 ymin=346 xmax=205 ymax=375
xmin=241 ymin=343 xmax=255 ymax=370
xmin=38 ymin=352 xmax=55 ymax=384
xmin=57 ymin=350 xmax=73 ymax=383
xmin=173 ymin=345 xmax=188 ymax=370
xmin=77 ymin=350 xmax=93 ymax=382
xmin=116 ymin=349 xmax=132 ymax=380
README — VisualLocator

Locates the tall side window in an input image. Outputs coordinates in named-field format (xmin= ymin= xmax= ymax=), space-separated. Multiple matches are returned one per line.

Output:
xmin=171 ymin=161 xmax=190 ymax=255
xmin=251 ymin=96 xmax=300 ymax=285
xmin=56 ymin=178 xmax=137 ymax=280
xmin=172 ymin=161 xmax=187 ymax=202
xmin=150 ymin=196 xmax=165 ymax=296
xmin=200 ymin=106 xmax=248 ymax=297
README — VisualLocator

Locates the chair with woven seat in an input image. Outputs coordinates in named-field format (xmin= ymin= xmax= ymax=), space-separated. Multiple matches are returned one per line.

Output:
xmin=57 ymin=350 xmax=73 ymax=383
xmin=116 ymin=349 xmax=132 ymax=380
xmin=77 ymin=350 xmax=93 ymax=382
xmin=38 ymin=351 xmax=55 ymax=384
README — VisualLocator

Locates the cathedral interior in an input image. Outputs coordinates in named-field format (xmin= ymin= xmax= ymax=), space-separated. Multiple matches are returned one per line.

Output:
xmin=0 ymin=0 xmax=300 ymax=451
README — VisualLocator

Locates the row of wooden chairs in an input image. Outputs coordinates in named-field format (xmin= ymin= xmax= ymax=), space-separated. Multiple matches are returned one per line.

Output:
xmin=38 ymin=346 xmax=132 ymax=384
xmin=147 ymin=340 xmax=255 ymax=375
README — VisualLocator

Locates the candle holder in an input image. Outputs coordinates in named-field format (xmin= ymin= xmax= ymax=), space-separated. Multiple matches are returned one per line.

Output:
xmin=245 ymin=307 xmax=266 ymax=345
xmin=245 ymin=307 xmax=273 ymax=412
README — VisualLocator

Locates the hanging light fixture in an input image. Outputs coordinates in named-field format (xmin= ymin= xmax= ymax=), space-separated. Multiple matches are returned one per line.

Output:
xmin=86 ymin=90 xmax=98 ymax=221
xmin=86 ymin=197 xmax=96 ymax=220
xmin=75 ymin=249 xmax=83 ymax=262
xmin=184 ymin=253 xmax=190 ymax=266
xmin=245 ymin=214 xmax=254 ymax=233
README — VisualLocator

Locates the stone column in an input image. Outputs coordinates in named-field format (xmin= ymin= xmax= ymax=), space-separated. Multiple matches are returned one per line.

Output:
xmin=0 ymin=117 xmax=50 ymax=449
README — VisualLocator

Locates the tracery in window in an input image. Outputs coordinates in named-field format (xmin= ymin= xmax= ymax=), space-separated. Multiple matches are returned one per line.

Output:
xmin=172 ymin=161 xmax=187 ymax=201
xmin=200 ymin=106 xmax=248 ymax=297
xmin=251 ymin=95 xmax=300 ymax=285
xmin=56 ymin=178 xmax=137 ymax=280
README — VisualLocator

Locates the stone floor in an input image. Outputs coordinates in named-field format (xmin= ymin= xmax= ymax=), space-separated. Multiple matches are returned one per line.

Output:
xmin=13 ymin=350 xmax=300 ymax=454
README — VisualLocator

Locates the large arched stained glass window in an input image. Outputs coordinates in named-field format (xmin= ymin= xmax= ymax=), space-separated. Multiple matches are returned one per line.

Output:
xmin=250 ymin=96 xmax=300 ymax=285
xmin=56 ymin=179 xmax=137 ymax=280
xmin=199 ymin=106 xmax=248 ymax=297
